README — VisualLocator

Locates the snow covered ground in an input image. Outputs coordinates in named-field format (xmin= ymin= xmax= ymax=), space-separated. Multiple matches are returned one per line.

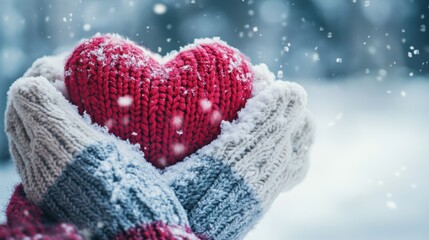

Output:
xmin=1 ymin=77 xmax=428 ymax=239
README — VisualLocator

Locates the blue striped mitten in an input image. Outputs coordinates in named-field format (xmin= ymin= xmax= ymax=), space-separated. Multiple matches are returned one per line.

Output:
xmin=163 ymin=79 xmax=313 ymax=240
xmin=5 ymin=77 xmax=199 ymax=240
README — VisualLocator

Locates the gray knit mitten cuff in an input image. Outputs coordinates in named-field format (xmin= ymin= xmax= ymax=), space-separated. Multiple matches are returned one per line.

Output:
xmin=5 ymin=77 xmax=196 ymax=240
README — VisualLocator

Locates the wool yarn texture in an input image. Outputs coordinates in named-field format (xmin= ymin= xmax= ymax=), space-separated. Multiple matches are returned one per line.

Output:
xmin=2 ymin=35 xmax=314 ymax=240
xmin=5 ymin=77 xmax=199 ymax=240
xmin=0 ymin=185 xmax=82 ymax=240
xmin=65 ymin=34 xmax=254 ymax=168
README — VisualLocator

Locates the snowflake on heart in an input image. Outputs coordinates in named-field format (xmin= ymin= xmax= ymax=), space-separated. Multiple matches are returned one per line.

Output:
xmin=65 ymin=34 xmax=254 ymax=168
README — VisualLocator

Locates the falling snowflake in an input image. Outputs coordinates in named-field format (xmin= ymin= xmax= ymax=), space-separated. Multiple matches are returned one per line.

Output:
xmin=104 ymin=119 xmax=115 ymax=129
xmin=386 ymin=201 xmax=397 ymax=210
xmin=153 ymin=3 xmax=167 ymax=15
xmin=158 ymin=157 xmax=167 ymax=167
xmin=122 ymin=115 xmax=130 ymax=125
xmin=172 ymin=115 xmax=183 ymax=128
xmin=117 ymin=95 xmax=133 ymax=107
xmin=211 ymin=110 xmax=222 ymax=124
xmin=83 ymin=23 xmax=91 ymax=32
xmin=172 ymin=143 xmax=185 ymax=155
xmin=200 ymin=99 xmax=212 ymax=112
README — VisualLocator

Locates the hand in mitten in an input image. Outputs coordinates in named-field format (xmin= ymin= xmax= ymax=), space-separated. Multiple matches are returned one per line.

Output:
xmin=5 ymin=77 xmax=199 ymax=240
xmin=163 ymin=74 xmax=313 ymax=239
xmin=9 ymin=50 xmax=313 ymax=240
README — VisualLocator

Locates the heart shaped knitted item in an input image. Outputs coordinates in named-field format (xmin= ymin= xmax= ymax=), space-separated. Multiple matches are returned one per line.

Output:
xmin=65 ymin=35 xmax=253 ymax=168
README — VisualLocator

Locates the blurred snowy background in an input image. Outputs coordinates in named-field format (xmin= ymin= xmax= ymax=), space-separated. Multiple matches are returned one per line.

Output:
xmin=0 ymin=0 xmax=428 ymax=239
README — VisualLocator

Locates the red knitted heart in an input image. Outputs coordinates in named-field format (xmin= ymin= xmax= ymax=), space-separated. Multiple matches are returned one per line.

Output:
xmin=65 ymin=35 xmax=253 ymax=168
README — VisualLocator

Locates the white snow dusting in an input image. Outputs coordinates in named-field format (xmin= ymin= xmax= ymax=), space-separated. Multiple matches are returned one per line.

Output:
xmin=199 ymin=99 xmax=212 ymax=112
xmin=117 ymin=95 xmax=133 ymax=107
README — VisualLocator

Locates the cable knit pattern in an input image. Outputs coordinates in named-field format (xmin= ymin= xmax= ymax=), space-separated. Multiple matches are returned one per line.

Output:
xmin=163 ymin=81 xmax=314 ymax=239
xmin=65 ymin=34 xmax=253 ymax=168
xmin=5 ymin=77 xmax=198 ymax=240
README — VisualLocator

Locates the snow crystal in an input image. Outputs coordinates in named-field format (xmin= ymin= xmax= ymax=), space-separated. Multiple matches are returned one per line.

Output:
xmin=61 ymin=224 xmax=75 ymax=234
xmin=182 ymin=65 xmax=191 ymax=71
xmin=131 ymin=132 xmax=138 ymax=136
xmin=228 ymin=53 xmax=243 ymax=74
xmin=153 ymin=3 xmax=167 ymax=15
xmin=386 ymin=201 xmax=397 ymax=210
xmin=312 ymin=53 xmax=320 ymax=62
xmin=200 ymin=99 xmax=212 ymax=112
xmin=176 ymin=130 xmax=183 ymax=135
xmin=97 ymin=222 xmax=104 ymax=229
xmin=90 ymin=47 xmax=106 ymax=62
xmin=83 ymin=23 xmax=91 ymax=32
xmin=172 ymin=143 xmax=185 ymax=155
xmin=122 ymin=115 xmax=130 ymax=125
xmin=117 ymin=95 xmax=133 ymax=107
xmin=158 ymin=157 xmax=167 ymax=167
xmin=104 ymin=119 xmax=115 ymax=129
xmin=364 ymin=0 xmax=370 ymax=7
xmin=336 ymin=58 xmax=343 ymax=63
xmin=211 ymin=110 xmax=222 ymax=124
xmin=172 ymin=115 xmax=183 ymax=128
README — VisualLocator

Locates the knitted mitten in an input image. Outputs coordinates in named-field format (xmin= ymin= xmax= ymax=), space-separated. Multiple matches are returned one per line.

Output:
xmin=0 ymin=185 xmax=83 ymax=240
xmin=163 ymin=80 xmax=313 ymax=240
xmin=5 ymin=77 xmax=199 ymax=240
xmin=13 ymin=53 xmax=314 ymax=240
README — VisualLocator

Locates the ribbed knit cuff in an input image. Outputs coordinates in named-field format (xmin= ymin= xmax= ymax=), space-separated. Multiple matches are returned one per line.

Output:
xmin=5 ymin=77 xmax=193 ymax=239
xmin=164 ymin=81 xmax=313 ymax=239
xmin=2 ymin=185 xmax=202 ymax=240
xmin=1 ymin=185 xmax=83 ymax=240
